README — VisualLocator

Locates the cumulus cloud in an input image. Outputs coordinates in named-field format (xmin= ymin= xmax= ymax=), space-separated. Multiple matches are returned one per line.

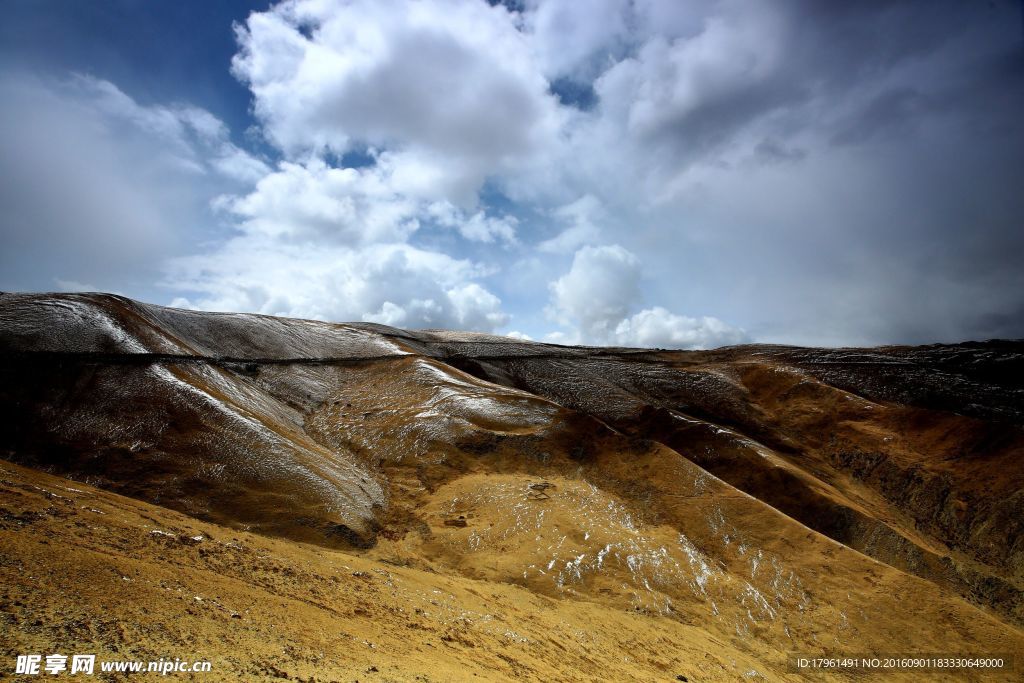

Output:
xmin=614 ymin=307 xmax=747 ymax=349
xmin=548 ymin=244 xmax=745 ymax=348
xmin=146 ymin=0 xmax=558 ymax=333
xmin=182 ymin=152 xmax=518 ymax=332
xmin=524 ymin=0 xmax=632 ymax=80
xmin=427 ymin=201 xmax=518 ymax=244
xmin=213 ymin=158 xmax=419 ymax=244
xmin=444 ymin=283 xmax=509 ymax=330
xmin=166 ymin=239 xmax=509 ymax=331
xmin=548 ymin=245 xmax=640 ymax=341
xmin=232 ymin=0 xmax=563 ymax=203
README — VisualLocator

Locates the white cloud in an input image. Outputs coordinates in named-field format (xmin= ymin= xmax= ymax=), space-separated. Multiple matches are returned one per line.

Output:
xmin=152 ymin=0 xmax=562 ymax=333
xmin=185 ymin=152 xmax=518 ymax=332
xmin=427 ymin=201 xmax=518 ymax=244
xmin=542 ymin=330 xmax=579 ymax=346
xmin=547 ymin=244 xmax=745 ymax=348
xmin=212 ymin=147 xmax=275 ymax=184
xmin=524 ymin=0 xmax=631 ymax=80
xmin=232 ymin=0 xmax=563 ymax=204
xmin=538 ymin=194 xmax=604 ymax=253
xmin=548 ymin=244 xmax=640 ymax=341
xmin=166 ymin=239 xmax=509 ymax=332
xmin=614 ymin=306 xmax=747 ymax=349
xmin=446 ymin=283 xmax=509 ymax=330
xmin=214 ymin=158 xmax=419 ymax=244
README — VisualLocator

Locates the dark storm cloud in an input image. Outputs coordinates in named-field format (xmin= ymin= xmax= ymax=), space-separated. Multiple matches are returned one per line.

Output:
xmin=614 ymin=0 xmax=1021 ymax=163
xmin=831 ymin=88 xmax=931 ymax=146
xmin=753 ymin=138 xmax=805 ymax=164
xmin=612 ymin=0 xmax=1024 ymax=344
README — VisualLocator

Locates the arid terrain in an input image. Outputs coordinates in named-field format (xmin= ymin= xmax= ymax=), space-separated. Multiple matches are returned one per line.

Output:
xmin=2 ymin=292 xmax=1022 ymax=681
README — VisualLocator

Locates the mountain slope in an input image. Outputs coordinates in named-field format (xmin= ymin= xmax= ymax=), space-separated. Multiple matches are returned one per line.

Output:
xmin=2 ymin=292 xmax=1022 ymax=679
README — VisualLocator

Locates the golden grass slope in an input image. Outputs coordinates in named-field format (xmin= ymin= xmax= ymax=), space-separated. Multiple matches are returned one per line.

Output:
xmin=3 ymin=457 xmax=1021 ymax=681
xmin=0 ymin=460 xmax=788 ymax=682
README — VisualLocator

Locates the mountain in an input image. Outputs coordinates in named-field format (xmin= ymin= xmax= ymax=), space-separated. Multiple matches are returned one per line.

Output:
xmin=2 ymin=292 xmax=1022 ymax=681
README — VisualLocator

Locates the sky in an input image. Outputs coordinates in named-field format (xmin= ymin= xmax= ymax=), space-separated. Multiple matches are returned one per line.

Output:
xmin=1 ymin=0 xmax=1022 ymax=348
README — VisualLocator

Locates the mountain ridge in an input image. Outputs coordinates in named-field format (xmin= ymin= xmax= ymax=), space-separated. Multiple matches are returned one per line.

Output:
xmin=3 ymin=291 xmax=1023 ymax=680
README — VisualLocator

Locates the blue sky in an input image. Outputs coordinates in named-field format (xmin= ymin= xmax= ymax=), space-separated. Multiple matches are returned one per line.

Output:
xmin=0 ymin=0 xmax=263 ymax=132
xmin=2 ymin=0 xmax=1023 ymax=347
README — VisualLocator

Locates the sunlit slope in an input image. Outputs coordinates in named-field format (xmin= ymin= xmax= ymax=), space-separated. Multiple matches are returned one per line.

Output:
xmin=0 ymin=460 xmax=777 ymax=682
xmin=2 ymin=458 xmax=1021 ymax=682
